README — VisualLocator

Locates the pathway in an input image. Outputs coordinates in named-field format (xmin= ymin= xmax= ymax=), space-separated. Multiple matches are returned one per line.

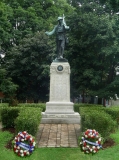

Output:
xmin=36 ymin=124 xmax=81 ymax=147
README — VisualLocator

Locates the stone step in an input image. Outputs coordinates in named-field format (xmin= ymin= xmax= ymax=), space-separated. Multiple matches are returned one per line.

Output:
xmin=41 ymin=112 xmax=80 ymax=124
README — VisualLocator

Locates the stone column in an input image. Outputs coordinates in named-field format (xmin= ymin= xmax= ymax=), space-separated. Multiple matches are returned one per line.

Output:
xmin=41 ymin=62 xmax=80 ymax=123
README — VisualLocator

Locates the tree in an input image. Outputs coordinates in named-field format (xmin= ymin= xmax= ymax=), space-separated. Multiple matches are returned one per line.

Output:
xmin=2 ymin=0 xmax=74 ymax=47
xmin=1 ymin=0 xmax=74 ymax=101
xmin=66 ymin=0 xmax=119 ymax=101
xmin=0 ymin=2 xmax=13 ymax=49
xmin=7 ymin=31 xmax=53 ymax=102
xmin=99 ymin=0 xmax=119 ymax=13
xmin=0 ymin=68 xmax=18 ymax=104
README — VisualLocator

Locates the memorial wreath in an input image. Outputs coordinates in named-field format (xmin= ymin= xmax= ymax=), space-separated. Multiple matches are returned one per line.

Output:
xmin=13 ymin=131 xmax=36 ymax=157
xmin=80 ymin=129 xmax=103 ymax=154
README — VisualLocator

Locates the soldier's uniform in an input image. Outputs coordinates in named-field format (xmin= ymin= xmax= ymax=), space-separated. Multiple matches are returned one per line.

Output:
xmin=55 ymin=23 xmax=66 ymax=58
xmin=45 ymin=16 xmax=69 ymax=59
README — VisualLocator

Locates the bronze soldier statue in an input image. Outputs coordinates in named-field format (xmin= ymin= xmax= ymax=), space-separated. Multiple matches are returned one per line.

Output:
xmin=45 ymin=15 xmax=69 ymax=60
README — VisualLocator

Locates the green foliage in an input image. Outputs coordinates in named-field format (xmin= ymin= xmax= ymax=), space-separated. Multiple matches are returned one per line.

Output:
xmin=15 ymin=107 xmax=41 ymax=136
xmin=80 ymin=107 xmax=117 ymax=138
xmin=0 ymin=1 xmax=13 ymax=49
xmin=7 ymin=31 xmax=52 ymax=101
xmin=0 ymin=103 xmax=45 ymax=123
xmin=0 ymin=0 xmax=74 ymax=102
xmin=0 ymin=131 xmax=13 ymax=149
xmin=74 ymin=103 xmax=104 ymax=113
xmin=0 ymin=104 xmax=42 ymax=135
xmin=0 ymin=109 xmax=2 ymax=122
xmin=17 ymin=103 xmax=46 ymax=111
xmin=66 ymin=0 xmax=119 ymax=99
xmin=110 ymin=130 xmax=119 ymax=144
xmin=1 ymin=0 xmax=119 ymax=101
xmin=0 ymin=69 xmax=18 ymax=103
xmin=74 ymin=103 xmax=117 ymax=139
xmin=1 ymin=107 xmax=20 ymax=128
xmin=0 ymin=103 xmax=8 ymax=121
xmin=105 ymin=107 xmax=119 ymax=124
xmin=0 ymin=103 xmax=8 ymax=107
xmin=74 ymin=103 xmax=80 ymax=112
xmin=0 ymin=0 xmax=74 ymax=49
xmin=99 ymin=0 xmax=119 ymax=13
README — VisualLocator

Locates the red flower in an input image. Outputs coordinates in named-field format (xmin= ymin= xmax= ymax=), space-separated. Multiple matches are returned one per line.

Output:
xmin=18 ymin=152 xmax=21 ymax=156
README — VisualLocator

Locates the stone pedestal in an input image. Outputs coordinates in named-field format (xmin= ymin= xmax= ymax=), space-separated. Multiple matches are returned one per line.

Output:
xmin=41 ymin=61 xmax=80 ymax=124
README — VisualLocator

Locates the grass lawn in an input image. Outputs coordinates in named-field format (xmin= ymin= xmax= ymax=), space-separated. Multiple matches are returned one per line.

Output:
xmin=0 ymin=130 xmax=119 ymax=160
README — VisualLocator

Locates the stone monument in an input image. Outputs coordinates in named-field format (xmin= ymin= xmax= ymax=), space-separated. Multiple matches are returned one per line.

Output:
xmin=41 ymin=15 xmax=80 ymax=123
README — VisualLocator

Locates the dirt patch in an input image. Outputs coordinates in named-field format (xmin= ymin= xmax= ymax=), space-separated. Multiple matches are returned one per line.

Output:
xmin=2 ymin=127 xmax=15 ymax=134
xmin=102 ymin=138 xmax=115 ymax=149
xmin=2 ymin=128 xmax=15 ymax=150
xmin=5 ymin=136 xmax=14 ymax=149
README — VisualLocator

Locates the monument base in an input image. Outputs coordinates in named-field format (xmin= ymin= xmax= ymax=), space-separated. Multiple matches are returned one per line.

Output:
xmin=41 ymin=61 xmax=80 ymax=124
xmin=41 ymin=112 xmax=80 ymax=124
xmin=45 ymin=102 xmax=74 ymax=114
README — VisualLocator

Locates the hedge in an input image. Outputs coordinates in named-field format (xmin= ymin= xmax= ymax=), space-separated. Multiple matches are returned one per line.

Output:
xmin=17 ymin=103 xmax=46 ymax=112
xmin=0 ymin=103 xmax=8 ymax=107
xmin=74 ymin=103 xmax=104 ymax=113
xmin=105 ymin=107 xmax=119 ymax=124
xmin=1 ymin=107 xmax=20 ymax=128
xmin=15 ymin=107 xmax=42 ymax=136
xmin=0 ymin=103 xmax=9 ymax=121
xmin=80 ymin=107 xmax=117 ymax=139
xmin=1 ymin=106 xmax=42 ymax=136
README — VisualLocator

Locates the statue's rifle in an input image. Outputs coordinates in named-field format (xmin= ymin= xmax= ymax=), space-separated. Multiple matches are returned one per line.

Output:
xmin=63 ymin=14 xmax=66 ymax=26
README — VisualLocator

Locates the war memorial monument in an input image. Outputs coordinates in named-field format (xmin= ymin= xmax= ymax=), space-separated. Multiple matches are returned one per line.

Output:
xmin=41 ymin=15 xmax=80 ymax=123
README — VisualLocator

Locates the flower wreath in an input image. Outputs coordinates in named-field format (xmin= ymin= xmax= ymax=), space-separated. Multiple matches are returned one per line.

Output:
xmin=80 ymin=129 xmax=103 ymax=154
xmin=13 ymin=131 xmax=36 ymax=157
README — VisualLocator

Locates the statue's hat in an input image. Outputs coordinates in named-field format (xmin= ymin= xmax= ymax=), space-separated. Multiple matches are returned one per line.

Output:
xmin=57 ymin=17 xmax=63 ymax=21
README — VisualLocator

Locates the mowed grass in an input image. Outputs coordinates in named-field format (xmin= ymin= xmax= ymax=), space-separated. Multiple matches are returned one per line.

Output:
xmin=0 ymin=130 xmax=119 ymax=160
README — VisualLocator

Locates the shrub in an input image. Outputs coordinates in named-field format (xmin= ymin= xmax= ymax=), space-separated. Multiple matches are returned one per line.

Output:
xmin=105 ymin=107 xmax=119 ymax=124
xmin=17 ymin=103 xmax=46 ymax=112
xmin=0 ymin=103 xmax=8 ymax=107
xmin=0 ymin=111 xmax=1 ymax=122
xmin=80 ymin=107 xmax=117 ymax=139
xmin=1 ymin=107 xmax=20 ymax=128
xmin=74 ymin=104 xmax=80 ymax=112
xmin=74 ymin=103 xmax=104 ymax=113
xmin=79 ymin=103 xmax=103 ymax=107
xmin=79 ymin=105 xmax=105 ymax=113
xmin=15 ymin=107 xmax=42 ymax=136
xmin=9 ymin=98 xmax=18 ymax=106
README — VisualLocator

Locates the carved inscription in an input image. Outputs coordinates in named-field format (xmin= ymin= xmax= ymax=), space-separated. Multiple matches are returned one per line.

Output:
xmin=50 ymin=63 xmax=70 ymax=102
